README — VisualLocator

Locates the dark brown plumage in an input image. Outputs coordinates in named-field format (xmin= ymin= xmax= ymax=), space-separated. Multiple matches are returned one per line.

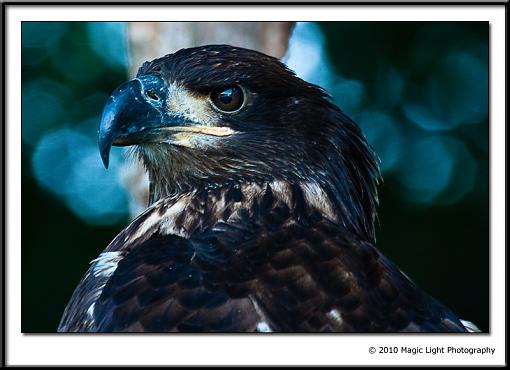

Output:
xmin=58 ymin=45 xmax=476 ymax=333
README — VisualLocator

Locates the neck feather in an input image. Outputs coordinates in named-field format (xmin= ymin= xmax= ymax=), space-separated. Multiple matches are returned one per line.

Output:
xmin=137 ymin=178 xmax=376 ymax=243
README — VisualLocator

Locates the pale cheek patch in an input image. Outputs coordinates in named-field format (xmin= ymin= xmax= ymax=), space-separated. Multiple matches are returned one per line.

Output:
xmin=169 ymin=132 xmax=194 ymax=148
xmin=166 ymin=83 xmax=218 ymax=126
xmin=172 ymin=132 xmax=230 ymax=150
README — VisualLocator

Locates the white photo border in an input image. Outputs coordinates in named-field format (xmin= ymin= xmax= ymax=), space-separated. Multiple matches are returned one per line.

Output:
xmin=5 ymin=4 xmax=506 ymax=366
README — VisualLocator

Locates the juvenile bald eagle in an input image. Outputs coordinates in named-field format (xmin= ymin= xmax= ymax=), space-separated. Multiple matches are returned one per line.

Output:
xmin=58 ymin=45 xmax=478 ymax=332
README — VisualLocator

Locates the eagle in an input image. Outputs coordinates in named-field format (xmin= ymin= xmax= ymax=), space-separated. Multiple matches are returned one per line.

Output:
xmin=58 ymin=45 xmax=479 ymax=333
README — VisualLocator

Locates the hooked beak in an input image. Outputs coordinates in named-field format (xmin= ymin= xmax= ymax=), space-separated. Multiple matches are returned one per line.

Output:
xmin=98 ymin=74 xmax=235 ymax=169
xmin=98 ymin=74 xmax=188 ymax=169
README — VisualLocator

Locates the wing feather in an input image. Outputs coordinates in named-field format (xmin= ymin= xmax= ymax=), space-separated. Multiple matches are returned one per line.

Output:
xmin=60 ymin=207 xmax=468 ymax=332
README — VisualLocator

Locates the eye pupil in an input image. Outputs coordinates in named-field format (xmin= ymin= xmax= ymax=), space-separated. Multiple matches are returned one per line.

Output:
xmin=211 ymin=85 xmax=244 ymax=112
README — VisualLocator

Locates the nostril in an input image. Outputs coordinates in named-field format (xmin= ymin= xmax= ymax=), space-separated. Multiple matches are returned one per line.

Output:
xmin=146 ymin=90 xmax=159 ymax=100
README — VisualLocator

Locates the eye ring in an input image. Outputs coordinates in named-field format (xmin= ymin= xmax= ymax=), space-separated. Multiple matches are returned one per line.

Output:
xmin=209 ymin=85 xmax=246 ymax=113
xmin=146 ymin=90 xmax=159 ymax=101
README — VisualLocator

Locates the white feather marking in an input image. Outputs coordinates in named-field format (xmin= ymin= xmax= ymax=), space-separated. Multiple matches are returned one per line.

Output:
xmin=300 ymin=181 xmax=337 ymax=221
xmin=256 ymin=321 xmax=273 ymax=332
xmin=125 ymin=196 xmax=193 ymax=241
xmin=270 ymin=180 xmax=292 ymax=205
xmin=460 ymin=319 xmax=481 ymax=332
xmin=90 ymin=252 xmax=123 ymax=278
xmin=249 ymin=296 xmax=273 ymax=332
xmin=327 ymin=309 xmax=343 ymax=325
xmin=86 ymin=302 xmax=96 ymax=319
xmin=158 ymin=197 xmax=191 ymax=237
xmin=127 ymin=209 xmax=166 ymax=241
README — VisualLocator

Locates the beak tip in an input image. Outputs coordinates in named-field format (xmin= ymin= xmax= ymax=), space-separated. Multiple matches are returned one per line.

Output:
xmin=99 ymin=143 xmax=111 ymax=169
xmin=102 ymin=157 xmax=110 ymax=170
xmin=98 ymin=133 xmax=112 ymax=169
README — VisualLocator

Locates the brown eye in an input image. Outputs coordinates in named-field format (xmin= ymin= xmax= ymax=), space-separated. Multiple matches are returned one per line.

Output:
xmin=146 ymin=90 xmax=159 ymax=100
xmin=210 ymin=85 xmax=245 ymax=112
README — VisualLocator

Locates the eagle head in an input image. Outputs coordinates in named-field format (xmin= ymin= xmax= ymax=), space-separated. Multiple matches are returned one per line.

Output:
xmin=98 ymin=44 xmax=380 ymax=241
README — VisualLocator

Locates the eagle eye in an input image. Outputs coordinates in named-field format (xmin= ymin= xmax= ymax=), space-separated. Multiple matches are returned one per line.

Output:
xmin=210 ymin=85 xmax=245 ymax=113
xmin=146 ymin=90 xmax=159 ymax=101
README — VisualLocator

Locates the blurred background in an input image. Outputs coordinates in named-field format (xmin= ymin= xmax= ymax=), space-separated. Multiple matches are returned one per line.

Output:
xmin=22 ymin=22 xmax=489 ymax=332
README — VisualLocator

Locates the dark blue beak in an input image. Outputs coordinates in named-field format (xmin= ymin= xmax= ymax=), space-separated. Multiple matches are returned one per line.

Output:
xmin=98 ymin=74 xmax=186 ymax=169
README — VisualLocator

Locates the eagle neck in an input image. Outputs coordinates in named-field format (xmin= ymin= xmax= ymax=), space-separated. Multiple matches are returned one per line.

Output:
xmin=141 ymin=179 xmax=375 ymax=243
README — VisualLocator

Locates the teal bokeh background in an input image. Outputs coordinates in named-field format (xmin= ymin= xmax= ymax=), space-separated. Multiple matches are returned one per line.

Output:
xmin=21 ymin=22 xmax=489 ymax=332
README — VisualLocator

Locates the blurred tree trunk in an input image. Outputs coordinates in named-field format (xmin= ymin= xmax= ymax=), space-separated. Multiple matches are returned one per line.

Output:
xmin=121 ymin=22 xmax=295 ymax=217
